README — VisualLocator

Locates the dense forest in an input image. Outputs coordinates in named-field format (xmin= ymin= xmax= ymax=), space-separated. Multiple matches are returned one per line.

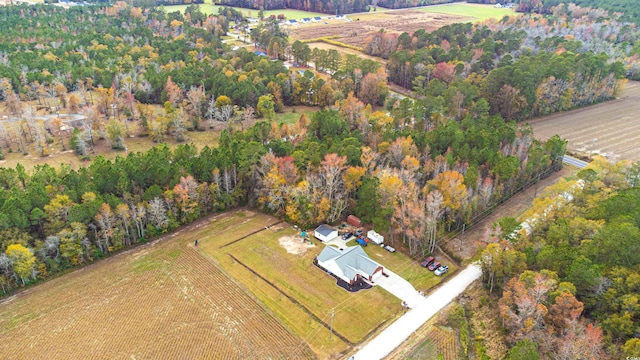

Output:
xmin=479 ymin=158 xmax=640 ymax=358
xmin=516 ymin=0 xmax=640 ymax=24
xmin=367 ymin=10 xmax=634 ymax=121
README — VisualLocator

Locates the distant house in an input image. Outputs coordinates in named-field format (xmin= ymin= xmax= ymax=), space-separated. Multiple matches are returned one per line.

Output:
xmin=289 ymin=19 xmax=297 ymax=24
xmin=253 ymin=50 xmax=268 ymax=57
xmin=313 ymin=16 xmax=322 ymax=22
xmin=335 ymin=14 xmax=345 ymax=19
xmin=314 ymin=225 xmax=338 ymax=242
xmin=302 ymin=17 xmax=311 ymax=23
xmin=247 ymin=17 xmax=259 ymax=23
xmin=316 ymin=246 xmax=384 ymax=285
xmin=494 ymin=3 xmax=503 ymax=8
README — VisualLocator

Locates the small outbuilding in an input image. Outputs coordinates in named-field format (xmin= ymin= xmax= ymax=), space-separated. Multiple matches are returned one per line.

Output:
xmin=316 ymin=246 xmax=384 ymax=285
xmin=314 ymin=224 xmax=338 ymax=242
xmin=346 ymin=215 xmax=362 ymax=228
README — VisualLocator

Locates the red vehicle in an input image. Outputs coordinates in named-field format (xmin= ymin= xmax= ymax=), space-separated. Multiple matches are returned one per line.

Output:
xmin=428 ymin=261 xmax=441 ymax=271
xmin=420 ymin=256 xmax=435 ymax=268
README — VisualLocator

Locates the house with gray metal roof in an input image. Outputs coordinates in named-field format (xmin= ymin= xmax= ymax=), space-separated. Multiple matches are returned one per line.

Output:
xmin=316 ymin=246 xmax=384 ymax=285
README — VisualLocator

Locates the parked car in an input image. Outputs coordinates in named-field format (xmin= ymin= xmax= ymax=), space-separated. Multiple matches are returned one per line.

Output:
xmin=355 ymin=229 xmax=364 ymax=237
xmin=434 ymin=265 xmax=449 ymax=276
xmin=420 ymin=256 xmax=435 ymax=268
xmin=428 ymin=261 xmax=441 ymax=271
xmin=342 ymin=231 xmax=353 ymax=240
xmin=356 ymin=238 xmax=367 ymax=247
xmin=382 ymin=244 xmax=396 ymax=253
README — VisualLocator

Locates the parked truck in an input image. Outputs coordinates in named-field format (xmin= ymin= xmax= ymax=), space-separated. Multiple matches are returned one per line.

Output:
xmin=367 ymin=230 xmax=384 ymax=245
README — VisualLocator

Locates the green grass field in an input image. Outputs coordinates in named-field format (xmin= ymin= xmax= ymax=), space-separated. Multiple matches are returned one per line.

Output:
xmin=419 ymin=3 xmax=516 ymax=21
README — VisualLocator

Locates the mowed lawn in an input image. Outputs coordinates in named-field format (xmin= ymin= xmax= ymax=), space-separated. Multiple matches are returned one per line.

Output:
xmin=347 ymin=239 xmax=457 ymax=292
xmin=196 ymin=211 xmax=411 ymax=356
xmin=419 ymin=3 xmax=516 ymax=21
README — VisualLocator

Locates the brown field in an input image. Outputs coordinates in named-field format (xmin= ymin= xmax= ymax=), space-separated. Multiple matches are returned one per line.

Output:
xmin=528 ymin=80 xmax=640 ymax=163
xmin=0 ymin=211 xmax=315 ymax=359
xmin=307 ymin=41 xmax=388 ymax=65
xmin=289 ymin=10 xmax=469 ymax=47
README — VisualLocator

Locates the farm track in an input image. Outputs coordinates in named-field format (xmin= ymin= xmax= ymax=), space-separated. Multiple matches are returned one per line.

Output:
xmin=0 ymin=213 xmax=315 ymax=359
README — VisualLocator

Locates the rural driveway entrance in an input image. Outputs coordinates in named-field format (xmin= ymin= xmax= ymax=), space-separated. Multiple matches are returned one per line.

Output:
xmin=351 ymin=264 xmax=482 ymax=360
xmin=375 ymin=269 xmax=426 ymax=308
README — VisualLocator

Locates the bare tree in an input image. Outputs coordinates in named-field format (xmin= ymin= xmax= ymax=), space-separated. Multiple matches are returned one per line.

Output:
xmin=147 ymin=197 xmax=169 ymax=230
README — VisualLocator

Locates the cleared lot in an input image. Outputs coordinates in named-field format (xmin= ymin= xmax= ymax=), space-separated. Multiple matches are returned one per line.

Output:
xmin=528 ymin=81 xmax=640 ymax=162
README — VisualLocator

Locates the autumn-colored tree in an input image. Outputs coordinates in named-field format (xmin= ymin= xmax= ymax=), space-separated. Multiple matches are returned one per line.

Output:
xmin=317 ymin=83 xmax=335 ymax=109
xmin=427 ymin=170 xmax=467 ymax=213
xmin=499 ymin=270 xmax=558 ymax=343
xmin=5 ymin=244 xmax=35 ymax=285
xmin=164 ymin=76 xmax=182 ymax=107
xmin=340 ymin=92 xmax=366 ymax=131
xmin=44 ymin=195 xmax=74 ymax=236
xmin=547 ymin=291 xmax=584 ymax=335
xmin=433 ymin=62 xmax=456 ymax=84
xmin=58 ymin=222 xmax=87 ymax=265
xmin=480 ymin=242 xmax=527 ymax=293
xmin=493 ymin=84 xmax=528 ymax=120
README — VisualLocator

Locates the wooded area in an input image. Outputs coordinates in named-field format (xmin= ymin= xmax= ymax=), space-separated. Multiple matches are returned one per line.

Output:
xmin=479 ymin=158 xmax=640 ymax=358
xmin=372 ymin=9 xmax=634 ymax=121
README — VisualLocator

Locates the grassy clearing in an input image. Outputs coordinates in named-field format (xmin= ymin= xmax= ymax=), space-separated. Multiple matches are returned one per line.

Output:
xmin=419 ymin=3 xmax=516 ymax=21
xmin=275 ymin=106 xmax=316 ymax=125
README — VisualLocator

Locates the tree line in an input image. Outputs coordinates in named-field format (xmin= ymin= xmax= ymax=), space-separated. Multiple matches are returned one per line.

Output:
xmin=217 ymin=0 xmax=369 ymax=14
xmin=479 ymin=158 xmax=640 ymax=358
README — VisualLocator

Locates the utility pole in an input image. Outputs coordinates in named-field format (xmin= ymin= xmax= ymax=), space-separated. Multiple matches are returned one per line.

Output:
xmin=330 ymin=308 xmax=335 ymax=341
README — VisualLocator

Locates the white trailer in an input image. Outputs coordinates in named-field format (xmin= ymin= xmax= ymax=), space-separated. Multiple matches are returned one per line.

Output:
xmin=367 ymin=230 xmax=384 ymax=245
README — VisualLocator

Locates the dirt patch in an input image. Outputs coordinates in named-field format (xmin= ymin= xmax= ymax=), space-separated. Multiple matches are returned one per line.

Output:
xmin=289 ymin=10 xmax=470 ymax=47
xmin=528 ymin=80 xmax=640 ymax=163
xmin=279 ymin=235 xmax=316 ymax=255
xmin=307 ymin=41 xmax=387 ymax=64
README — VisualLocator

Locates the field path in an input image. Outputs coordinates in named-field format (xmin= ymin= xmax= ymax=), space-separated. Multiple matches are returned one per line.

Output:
xmin=528 ymin=81 xmax=640 ymax=162
xmin=351 ymin=264 xmax=482 ymax=360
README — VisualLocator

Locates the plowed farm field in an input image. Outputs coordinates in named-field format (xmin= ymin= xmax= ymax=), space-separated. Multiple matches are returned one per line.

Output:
xmin=528 ymin=80 xmax=640 ymax=163
xmin=0 ymin=211 xmax=315 ymax=360
xmin=289 ymin=10 xmax=469 ymax=47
